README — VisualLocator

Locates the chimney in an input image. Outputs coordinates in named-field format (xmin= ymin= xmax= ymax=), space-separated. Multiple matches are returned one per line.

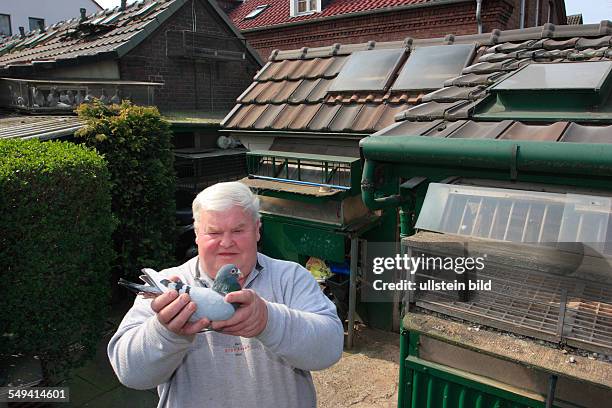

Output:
xmin=80 ymin=8 xmax=87 ymax=22
xmin=19 ymin=27 xmax=25 ymax=37
xmin=120 ymin=0 xmax=127 ymax=11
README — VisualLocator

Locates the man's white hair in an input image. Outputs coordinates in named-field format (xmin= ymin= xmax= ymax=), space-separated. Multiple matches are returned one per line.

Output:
xmin=192 ymin=182 xmax=260 ymax=227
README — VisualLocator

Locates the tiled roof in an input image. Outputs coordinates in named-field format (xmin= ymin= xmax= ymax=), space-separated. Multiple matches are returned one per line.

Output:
xmin=229 ymin=0 xmax=443 ymax=31
xmin=0 ymin=0 xmax=259 ymax=71
xmin=223 ymin=21 xmax=612 ymax=141
xmin=567 ymin=14 xmax=583 ymax=25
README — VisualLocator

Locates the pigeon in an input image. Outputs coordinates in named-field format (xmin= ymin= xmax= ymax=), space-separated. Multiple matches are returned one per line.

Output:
xmin=32 ymin=87 xmax=45 ymax=107
xmin=47 ymin=87 xmax=59 ymax=107
xmin=75 ymin=90 xmax=84 ymax=105
xmin=118 ymin=264 xmax=243 ymax=322
xmin=59 ymin=91 xmax=70 ymax=104
xmin=110 ymin=88 xmax=121 ymax=104
xmin=67 ymin=90 xmax=75 ymax=105
xmin=99 ymin=88 xmax=109 ymax=104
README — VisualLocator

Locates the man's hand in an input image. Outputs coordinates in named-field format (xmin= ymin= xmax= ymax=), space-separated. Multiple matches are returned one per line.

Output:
xmin=150 ymin=275 xmax=211 ymax=336
xmin=211 ymin=289 xmax=268 ymax=337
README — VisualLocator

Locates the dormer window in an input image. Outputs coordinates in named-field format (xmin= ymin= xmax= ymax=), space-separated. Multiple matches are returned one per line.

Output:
xmin=290 ymin=0 xmax=320 ymax=17
xmin=245 ymin=5 xmax=268 ymax=20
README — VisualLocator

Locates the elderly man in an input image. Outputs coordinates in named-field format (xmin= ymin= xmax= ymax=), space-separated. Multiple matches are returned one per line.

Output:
xmin=108 ymin=181 xmax=344 ymax=408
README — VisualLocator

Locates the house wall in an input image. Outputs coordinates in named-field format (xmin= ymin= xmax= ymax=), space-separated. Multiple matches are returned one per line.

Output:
xmin=239 ymin=0 xmax=566 ymax=61
xmin=0 ymin=0 xmax=101 ymax=36
xmin=119 ymin=0 xmax=259 ymax=112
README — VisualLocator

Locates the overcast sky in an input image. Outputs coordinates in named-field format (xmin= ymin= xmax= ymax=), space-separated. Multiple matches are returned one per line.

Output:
xmin=96 ymin=0 xmax=612 ymax=24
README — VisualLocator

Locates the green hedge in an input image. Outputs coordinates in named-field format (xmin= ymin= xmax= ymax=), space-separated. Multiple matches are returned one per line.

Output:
xmin=76 ymin=101 xmax=176 ymax=279
xmin=0 ymin=139 xmax=114 ymax=380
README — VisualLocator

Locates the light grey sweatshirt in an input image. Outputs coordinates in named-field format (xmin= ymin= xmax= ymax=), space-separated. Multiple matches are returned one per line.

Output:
xmin=108 ymin=253 xmax=344 ymax=408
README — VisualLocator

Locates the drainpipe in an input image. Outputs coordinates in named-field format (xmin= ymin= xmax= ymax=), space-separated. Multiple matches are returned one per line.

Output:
xmin=361 ymin=160 xmax=404 ymax=210
xmin=476 ymin=0 xmax=483 ymax=34
xmin=520 ymin=0 xmax=525 ymax=29
xmin=547 ymin=0 xmax=552 ymax=23
xmin=535 ymin=0 xmax=540 ymax=26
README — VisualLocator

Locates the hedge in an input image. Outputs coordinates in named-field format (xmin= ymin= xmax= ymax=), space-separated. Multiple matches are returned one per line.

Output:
xmin=76 ymin=101 xmax=176 ymax=280
xmin=0 ymin=139 xmax=114 ymax=380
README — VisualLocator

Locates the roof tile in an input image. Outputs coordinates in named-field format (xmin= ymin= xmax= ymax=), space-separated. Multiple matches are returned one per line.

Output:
xmin=253 ymin=104 xmax=286 ymax=129
xmin=576 ymin=36 xmax=612 ymax=50
xmin=560 ymin=123 xmax=612 ymax=143
xmin=499 ymin=121 xmax=569 ymax=141
xmin=444 ymin=120 xmax=514 ymax=139
xmin=308 ymin=104 xmax=342 ymax=131
xmin=421 ymin=86 xmax=485 ymax=103
xmin=328 ymin=104 xmax=365 ymax=132
xmin=352 ymin=104 xmax=388 ymax=133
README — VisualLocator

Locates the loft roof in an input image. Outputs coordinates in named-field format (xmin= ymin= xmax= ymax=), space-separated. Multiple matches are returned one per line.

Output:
xmin=222 ymin=21 xmax=612 ymax=143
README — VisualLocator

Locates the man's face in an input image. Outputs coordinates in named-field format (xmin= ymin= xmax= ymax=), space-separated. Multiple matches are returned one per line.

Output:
xmin=195 ymin=206 xmax=260 ymax=282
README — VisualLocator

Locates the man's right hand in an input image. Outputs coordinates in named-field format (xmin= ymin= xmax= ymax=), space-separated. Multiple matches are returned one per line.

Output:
xmin=150 ymin=276 xmax=211 ymax=336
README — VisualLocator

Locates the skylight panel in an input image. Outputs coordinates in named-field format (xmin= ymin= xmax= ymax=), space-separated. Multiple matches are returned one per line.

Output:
xmin=245 ymin=5 xmax=268 ymax=20
xmin=491 ymin=61 xmax=612 ymax=92
xmin=328 ymin=49 xmax=406 ymax=93
xmin=391 ymin=44 xmax=475 ymax=91
xmin=474 ymin=61 xmax=612 ymax=120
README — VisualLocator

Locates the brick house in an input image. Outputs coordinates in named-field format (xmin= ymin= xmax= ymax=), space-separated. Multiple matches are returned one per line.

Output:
xmin=219 ymin=0 xmax=567 ymax=60
xmin=0 ymin=0 xmax=262 ymax=113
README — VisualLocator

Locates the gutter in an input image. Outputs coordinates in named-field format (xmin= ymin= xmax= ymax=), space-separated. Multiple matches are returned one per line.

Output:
xmin=360 ymin=135 xmax=612 ymax=210
xmin=240 ymin=0 xmax=472 ymax=33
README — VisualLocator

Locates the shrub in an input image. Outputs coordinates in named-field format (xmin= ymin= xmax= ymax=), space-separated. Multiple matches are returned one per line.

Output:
xmin=0 ymin=139 xmax=114 ymax=381
xmin=76 ymin=101 xmax=176 ymax=279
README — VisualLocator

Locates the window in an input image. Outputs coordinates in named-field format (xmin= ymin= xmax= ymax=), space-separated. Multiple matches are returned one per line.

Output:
xmin=0 ymin=14 xmax=11 ymax=36
xmin=391 ymin=44 xmax=475 ymax=91
xmin=297 ymin=0 xmax=317 ymax=13
xmin=291 ymin=0 xmax=319 ymax=17
xmin=328 ymin=49 xmax=406 ymax=92
xmin=244 ymin=5 xmax=268 ymax=20
xmin=28 ymin=17 xmax=45 ymax=32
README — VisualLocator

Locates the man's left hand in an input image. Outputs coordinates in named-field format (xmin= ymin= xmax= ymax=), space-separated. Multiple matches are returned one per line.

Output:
xmin=211 ymin=289 xmax=268 ymax=337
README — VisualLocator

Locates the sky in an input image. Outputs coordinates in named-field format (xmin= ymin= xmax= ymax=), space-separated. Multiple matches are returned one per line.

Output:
xmin=96 ymin=0 xmax=612 ymax=24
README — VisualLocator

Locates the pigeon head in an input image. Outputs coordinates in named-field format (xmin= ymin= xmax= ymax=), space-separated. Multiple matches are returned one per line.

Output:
xmin=212 ymin=264 xmax=242 ymax=295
